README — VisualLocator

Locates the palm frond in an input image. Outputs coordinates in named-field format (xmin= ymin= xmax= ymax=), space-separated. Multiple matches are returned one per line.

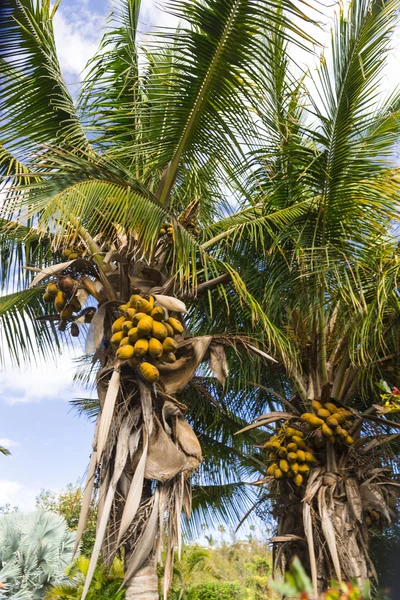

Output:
xmin=0 ymin=287 xmax=60 ymax=366
xmin=0 ymin=0 xmax=88 ymax=160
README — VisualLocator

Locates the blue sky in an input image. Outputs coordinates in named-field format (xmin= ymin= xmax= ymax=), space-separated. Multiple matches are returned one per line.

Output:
xmin=1 ymin=0 xmax=400 ymax=512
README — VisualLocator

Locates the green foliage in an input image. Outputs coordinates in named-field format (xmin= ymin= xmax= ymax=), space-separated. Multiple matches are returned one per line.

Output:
xmin=186 ymin=581 xmax=245 ymax=600
xmin=0 ymin=511 xmax=75 ymax=599
xmin=36 ymin=485 xmax=97 ymax=558
xmin=45 ymin=556 xmax=125 ymax=600
xmin=168 ymin=539 xmax=272 ymax=600
xmin=271 ymin=558 xmax=371 ymax=599
xmin=270 ymin=557 xmax=313 ymax=597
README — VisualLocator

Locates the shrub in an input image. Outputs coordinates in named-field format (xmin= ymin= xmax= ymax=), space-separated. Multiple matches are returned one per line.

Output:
xmin=187 ymin=581 xmax=245 ymax=600
xmin=0 ymin=511 xmax=75 ymax=599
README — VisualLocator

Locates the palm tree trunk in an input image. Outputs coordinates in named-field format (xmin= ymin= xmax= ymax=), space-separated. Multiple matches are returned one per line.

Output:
xmin=125 ymin=558 xmax=159 ymax=600
xmin=279 ymin=495 xmax=372 ymax=592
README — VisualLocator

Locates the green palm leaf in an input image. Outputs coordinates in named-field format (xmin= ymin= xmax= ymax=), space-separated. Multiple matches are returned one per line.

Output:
xmin=0 ymin=0 xmax=88 ymax=159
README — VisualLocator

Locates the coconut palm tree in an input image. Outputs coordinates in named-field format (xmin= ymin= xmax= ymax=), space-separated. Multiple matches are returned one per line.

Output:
xmin=221 ymin=0 xmax=400 ymax=592
xmin=0 ymin=0 xmax=311 ymax=598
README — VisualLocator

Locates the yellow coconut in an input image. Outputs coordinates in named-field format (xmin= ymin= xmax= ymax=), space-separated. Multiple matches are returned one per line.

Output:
xmin=148 ymin=338 xmax=164 ymax=358
xmin=152 ymin=321 xmax=168 ymax=341
xmin=122 ymin=321 xmax=133 ymax=335
xmin=164 ymin=322 xmax=175 ymax=337
xmin=312 ymin=400 xmax=322 ymax=412
xmin=167 ymin=317 xmax=184 ymax=334
xmin=134 ymin=339 xmax=149 ymax=358
xmin=46 ymin=283 xmax=58 ymax=296
xmin=128 ymin=327 xmax=139 ymax=345
xmin=292 ymin=436 xmax=306 ymax=449
xmin=43 ymin=292 xmax=54 ymax=303
xmin=126 ymin=308 xmax=137 ymax=320
xmin=119 ymin=303 xmax=130 ymax=315
xmin=296 ymin=450 xmax=306 ymax=462
xmin=294 ymin=474 xmax=303 ymax=487
xmin=112 ymin=316 xmax=126 ymax=333
xmin=322 ymin=423 xmax=333 ymax=438
xmin=132 ymin=312 xmax=147 ymax=325
xmin=117 ymin=345 xmax=135 ymax=360
xmin=137 ymin=315 xmax=153 ymax=336
xmin=279 ymin=459 xmax=289 ymax=473
xmin=161 ymin=352 xmax=176 ymax=363
xmin=163 ymin=337 xmax=178 ymax=353
xmin=317 ymin=408 xmax=331 ymax=420
xmin=139 ymin=361 xmax=160 ymax=382
xmin=111 ymin=332 xmax=125 ymax=345
xmin=298 ymin=463 xmax=310 ymax=475
xmin=326 ymin=416 xmax=339 ymax=429
xmin=151 ymin=306 xmax=166 ymax=321
xmin=60 ymin=305 xmax=74 ymax=320
xmin=54 ymin=291 xmax=67 ymax=312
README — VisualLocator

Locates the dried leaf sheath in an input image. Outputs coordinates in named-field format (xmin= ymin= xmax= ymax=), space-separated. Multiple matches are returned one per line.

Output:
xmin=96 ymin=369 xmax=121 ymax=459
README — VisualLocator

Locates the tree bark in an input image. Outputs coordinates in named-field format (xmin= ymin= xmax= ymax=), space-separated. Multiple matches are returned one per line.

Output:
xmin=273 ymin=477 xmax=375 ymax=592
xmin=125 ymin=558 xmax=159 ymax=600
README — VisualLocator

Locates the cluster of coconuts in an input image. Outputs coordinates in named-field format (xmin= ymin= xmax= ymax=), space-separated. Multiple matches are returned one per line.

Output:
xmin=159 ymin=222 xmax=174 ymax=239
xmin=111 ymin=294 xmax=184 ymax=383
xmin=159 ymin=220 xmax=200 ymax=240
xmin=62 ymin=246 xmax=83 ymax=260
xmin=42 ymin=278 xmax=83 ymax=335
xmin=265 ymin=425 xmax=317 ymax=487
xmin=301 ymin=400 xmax=354 ymax=446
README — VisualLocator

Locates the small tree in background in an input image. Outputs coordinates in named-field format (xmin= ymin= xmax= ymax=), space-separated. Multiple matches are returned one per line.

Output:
xmin=45 ymin=556 xmax=125 ymax=600
xmin=36 ymin=485 xmax=97 ymax=558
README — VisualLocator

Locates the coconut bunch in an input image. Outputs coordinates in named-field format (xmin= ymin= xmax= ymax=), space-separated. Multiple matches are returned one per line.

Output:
xmin=110 ymin=294 xmax=185 ymax=382
xmin=62 ymin=246 xmax=84 ymax=259
xmin=301 ymin=400 xmax=354 ymax=447
xmin=41 ymin=273 xmax=97 ymax=336
xmin=42 ymin=278 xmax=85 ymax=336
xmin=265 ymin=424 xmax=317 ymax=487
xmin=159 ymin=221 xmax=174 ymax=239
xmin=158 ymin=216 xmax=200 ymax=242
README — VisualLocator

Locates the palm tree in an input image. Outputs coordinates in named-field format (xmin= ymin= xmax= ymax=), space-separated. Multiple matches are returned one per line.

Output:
xmin=46 ymin=556 xmax=125 ymax=600
xmin=0 ymin=511 xmax=75 ymax=599
xmin=218 ymin=525 xmax=226 ymax=545
xmin=169 ymin=546 xmax=220 ymax=600
xmin=225 ymin=0 xmax=400 ymax=592
xmin=0 ymin=0 xmax=311 ymax=597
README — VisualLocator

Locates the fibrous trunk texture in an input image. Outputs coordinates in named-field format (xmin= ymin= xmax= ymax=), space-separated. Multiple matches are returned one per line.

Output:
xmin=125 ymin=559 xmax=159 ymax=600
xmin=273 ymin=467 xmax=380 ymax=593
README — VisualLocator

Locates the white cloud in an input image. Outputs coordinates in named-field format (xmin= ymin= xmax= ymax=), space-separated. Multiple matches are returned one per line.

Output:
xmin=0 ymin=438 xmax=20 ymax=449
xmin=140 ymin=0 xmax=180 ymax=30
xmin=0 ymin=480 xmax=39 ymax=511
xmin=53 ymin=7 xmax=105 ymax=80
xmin=0 ymin=353 xmax=87 ymax=405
